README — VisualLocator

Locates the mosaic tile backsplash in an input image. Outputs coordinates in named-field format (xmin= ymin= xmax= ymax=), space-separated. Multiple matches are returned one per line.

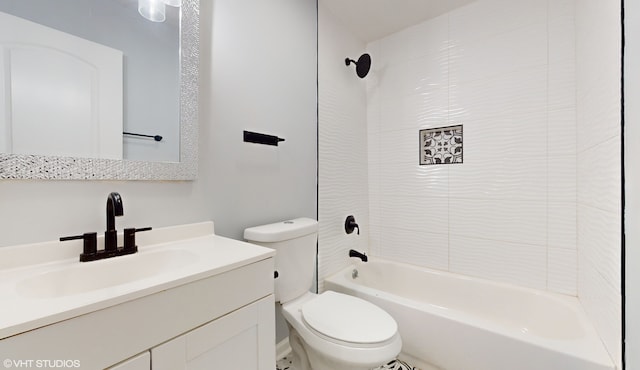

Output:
xmin=419 ymin=125 xmax=463 ymax=165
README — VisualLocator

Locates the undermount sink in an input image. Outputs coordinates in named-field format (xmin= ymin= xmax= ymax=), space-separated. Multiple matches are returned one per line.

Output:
xmin=16 ymin=249 xmax=198 ymax=299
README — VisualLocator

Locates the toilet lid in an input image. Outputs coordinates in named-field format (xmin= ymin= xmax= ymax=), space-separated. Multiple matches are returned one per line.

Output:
xmin=301 ymin=291 xmax=397 ymax=344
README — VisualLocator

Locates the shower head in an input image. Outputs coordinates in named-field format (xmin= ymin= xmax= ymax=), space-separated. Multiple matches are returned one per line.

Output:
xmin=345 ymin=53 xmax=371 ymax=78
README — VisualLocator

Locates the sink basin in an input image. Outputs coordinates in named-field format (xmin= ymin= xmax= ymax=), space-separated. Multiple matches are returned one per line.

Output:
xmin=0 ymin=221 xmax=276 ymax=341
xmin=16 ymin=249 xmax=198 ymax=299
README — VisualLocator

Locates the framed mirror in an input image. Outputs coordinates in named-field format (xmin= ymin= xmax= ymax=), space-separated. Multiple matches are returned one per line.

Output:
xmin=0 ymin=0 xmax=198 ymax=180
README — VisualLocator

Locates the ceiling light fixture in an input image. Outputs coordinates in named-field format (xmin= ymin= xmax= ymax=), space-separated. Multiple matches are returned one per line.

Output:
xmin=138 ymin=0 xmax=166 ymax=22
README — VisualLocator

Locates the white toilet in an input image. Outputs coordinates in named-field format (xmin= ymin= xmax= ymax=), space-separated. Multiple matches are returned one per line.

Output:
xmin=244 ymin=218 xmax=402 ymax=370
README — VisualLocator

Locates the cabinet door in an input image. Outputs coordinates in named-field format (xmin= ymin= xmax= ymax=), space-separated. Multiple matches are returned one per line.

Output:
xmin=107 ymin=351 xmax=150 ymax=370
xmin=152 ymin=295 xmax=275 ymax=370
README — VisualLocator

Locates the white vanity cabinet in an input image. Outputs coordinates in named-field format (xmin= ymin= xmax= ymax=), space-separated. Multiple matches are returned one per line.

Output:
xmin=107 ymin=295 xmax=275 ymax=370
xmin=0 ymin=224 xmax=276 ymax=370
xmin=108 ymin=352 xmax=150 ymax=370
xmin=152 ymin=295 xmax=275 ymax=370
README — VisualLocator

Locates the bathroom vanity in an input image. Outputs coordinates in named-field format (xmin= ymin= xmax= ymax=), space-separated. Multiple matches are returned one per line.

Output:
xmin=0 ymin=222 xmax=275 ymax=369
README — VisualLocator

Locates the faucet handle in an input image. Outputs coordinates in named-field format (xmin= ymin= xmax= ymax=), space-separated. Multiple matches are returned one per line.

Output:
xmin=60 ymin=232 xmax=98 ymax=261
xmin=123 ymin=227 xmax=152 ymax=252
xmin=345 ymin=215 xmax=360 ymax=235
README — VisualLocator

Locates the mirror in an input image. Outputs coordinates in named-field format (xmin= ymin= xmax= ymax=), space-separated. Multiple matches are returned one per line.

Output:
xmin=0 ymin=0 xmax=198 ymax=180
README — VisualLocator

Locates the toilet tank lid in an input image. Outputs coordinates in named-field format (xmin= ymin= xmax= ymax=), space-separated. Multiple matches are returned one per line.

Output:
xmin=244 ymin=218 xmax=318 ymax=242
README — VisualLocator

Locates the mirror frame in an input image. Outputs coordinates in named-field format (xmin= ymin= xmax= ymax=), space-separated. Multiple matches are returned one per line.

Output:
xmin=0 ymin=0 xmax=198 ymax=181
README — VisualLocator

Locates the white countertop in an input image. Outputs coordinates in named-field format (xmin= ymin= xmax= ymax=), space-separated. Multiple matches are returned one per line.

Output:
xmin=0 ymin=222 xmax=275 ymax=339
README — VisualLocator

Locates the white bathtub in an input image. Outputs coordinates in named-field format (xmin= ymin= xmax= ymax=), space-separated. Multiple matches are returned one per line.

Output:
xmin=324 ymin=259 xmax=615 ymax=370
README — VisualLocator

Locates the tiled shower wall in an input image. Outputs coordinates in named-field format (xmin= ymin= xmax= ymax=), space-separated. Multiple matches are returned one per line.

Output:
xmin=318 ymin=0 xmax=621 ymax=365
xmin=575 ymin=0 xmax=622 ymax=367
xmin=317 ymin=0 xmax=369 ymax=291
xmin=367 ymin=0 xmax=577 ymax=293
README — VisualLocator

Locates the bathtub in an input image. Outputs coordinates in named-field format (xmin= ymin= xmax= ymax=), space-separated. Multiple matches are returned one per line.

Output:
xmin=324 ymin=259 xmax=615 ymax=370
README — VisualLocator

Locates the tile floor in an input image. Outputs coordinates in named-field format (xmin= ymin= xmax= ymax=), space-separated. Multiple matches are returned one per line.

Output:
xmin=276 ymin=355 xmax=420 ymax=370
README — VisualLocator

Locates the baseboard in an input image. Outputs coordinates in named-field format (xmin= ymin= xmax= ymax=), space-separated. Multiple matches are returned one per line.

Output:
xmin=276 ymin=337 xmax=292 ymax=360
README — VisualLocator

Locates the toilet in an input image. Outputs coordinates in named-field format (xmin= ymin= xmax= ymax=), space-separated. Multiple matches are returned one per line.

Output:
xmin=244 ymin=218 xmax=402 ymax=370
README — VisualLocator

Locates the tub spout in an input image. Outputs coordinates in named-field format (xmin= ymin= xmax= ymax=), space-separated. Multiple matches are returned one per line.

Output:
xmin=349 ymin=249 xmax=368 ymax=262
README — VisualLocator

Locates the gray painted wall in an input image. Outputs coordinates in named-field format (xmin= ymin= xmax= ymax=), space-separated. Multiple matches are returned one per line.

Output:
xmin=203 ymin=0 xmax=318 ymax=241
xmin=0 ymin=0 xmax=317 ymax=249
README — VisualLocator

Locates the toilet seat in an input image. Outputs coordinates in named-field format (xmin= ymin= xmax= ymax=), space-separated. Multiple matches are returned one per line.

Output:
xmin=282 ymin=291 xmax=402 ymax=369
xmin=301 ymin=291 xmax=397 ymax=345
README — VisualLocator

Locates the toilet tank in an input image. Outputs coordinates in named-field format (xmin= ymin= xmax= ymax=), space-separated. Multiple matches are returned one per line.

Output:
xmin=244 ymin=218 xmax=318 ymax=303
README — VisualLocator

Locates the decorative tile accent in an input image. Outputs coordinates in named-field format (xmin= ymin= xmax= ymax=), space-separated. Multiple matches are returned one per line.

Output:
xmin=276 ymin=355 xmax=295 ymax=370
xmin=378 ymin=359 xmax=421 ymax=370
xmin=419 ymin=125 xmax=463 ymax=165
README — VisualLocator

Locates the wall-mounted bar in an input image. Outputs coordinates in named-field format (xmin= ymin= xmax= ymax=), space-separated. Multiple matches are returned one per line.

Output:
xmin=123 ymin=132 xmax=163 ymax=142
xmin=243 ymin=130 xmax=285 ymax=146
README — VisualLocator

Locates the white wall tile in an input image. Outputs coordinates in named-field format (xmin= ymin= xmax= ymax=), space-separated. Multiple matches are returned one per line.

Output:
xmin=548 ymin=61 xmax=576 ymax=111
xmin=576 ymin=74 xmax=621 ymax=152
xmin=548 ymin=247 xmax=577 ymax=295
xmin=318 ymin=195 xmax=370 ymax=291
xmin=623 ymin=2 xmax=640 ymax=366
xmin=449 ymin=0 xmax=547 ymax=45
xmin=449 ymin=67 xmax=547 ymax=122
xmin=548 ymin=202 xmax=576 ymax=249
xmin=450 ymin=235 xmax=547 ymax=290
xmin=366 ymin=72 xmax=382 ymax=135
xmin=368 ymin=226 xmax=381 ymax=257
xmin=318 ymin=0 xmax=369 ymax=288
xmin=360 ymin=0 xmax=581 ymax=299
xmin=575 ymin=1 xmax=622 ymax=366
xmin=577 ymin=136 xmax=621 ymax=213
xmin=548 ymin=155 xmax=576 ymax=202
xmin=448 ymin=155 xmax=546 ymax=201
xmin=377 ymin=128 xmax=418 ymax=163
xmin=575 ymin=0 xmax=621 ymax=155
xmin=548 ymin=0 xmax=575 ymax=19
xmin=548 ymin=14 xmax=576 ymax=112
xmin=548 ymin=12 xmax=575 ymax=112
xmin=377 ymin=227 xmax=449 ymax=271
xmin=367 ymin=131 xmax=381 ymax=199
xmin=379 ymin=195 xmax=448 ymax=233
xmin=378 ymin=61 xmax=412 ymax=101
xmin=368 ymin=194 xmax=381 ymax=231
xmin=376 ymin=13 xmax=449 ymax=67
xmin=577 ymin=204 xmax=621 ymax=293
xmin=406 ymin=53 xmax=449 ymax=92
xmin=377 ymin=30 xmax=413 ymax=68
xmin=575 ymin=0 xmax=622 ymax=99
xmin=405 ymin=88 xmax=450 ymax=129
xmin=449 ymin=22 xmax=547 ymax=84
xmin=404 ymin=14 xmax=450 ymax=61
xmin=548 ymin=108 xmax=577 ymax=157
xmin=578 ymin=255 xmax=622 ymax=367
xmin=449 ymin=198 xmax=547 ymax=246
xmin=448 ymin=112 xmax=547 ymax=201
xmin=379 ymin=160 xmax=449 ymax=198
xmin=549 ymin=15 xmax=575 ymax=65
